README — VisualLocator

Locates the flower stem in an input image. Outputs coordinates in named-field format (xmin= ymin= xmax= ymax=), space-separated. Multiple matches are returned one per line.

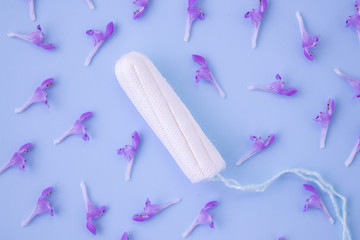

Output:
xmin=0 ymin=163 xmax=10 ymax=174
xmin=296 ymin=12 xmax=305 ymax=37
xmin=161 ymin=198 xmax=181 ymax=210
xmin=84 ymin=42 xmax=103 ymax=66
xmin=29 ymin=0 xmax=35 ymax=21
xmin=247 ymin=86 xmax=268 ymax=92
xmin=125 ymin=159 xmax=133 ymax=182
xmin=86 ymin=0 xmax=95 ymax=9
xmin=235 ymin=151 xmax=257 ymax=166
xmin=210 ymin=73 xmax=225 ymax=98
xmin=21 ymin=210 xmax=36 ymax=227
xmin=320 ymin=125 xmax=329 ymax=149
xmin=80 ymin=181 xmax=89 ymax=210
xmin=252 ymin=24 xmax=260 ymax=49
xmin=7 ymin=32 xmax=32 ymax=42
xmin=184 ymin=16 xmax=191 ymax=42
xmin=321 ymin=203 xmax=334 ymax=224
xmin=345 ymin=142 xmax=359 ymax=167
xmin=53 ymin=129 xmax=72 ymax=144
xmin=182 ymin=219 xmax=198 ymax=238
xmin=15 ymin=99 xmax=33 ymax=113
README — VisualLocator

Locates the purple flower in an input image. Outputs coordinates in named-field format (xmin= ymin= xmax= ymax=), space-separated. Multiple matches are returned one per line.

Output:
xmin=132 ymin=0 xmax=149 ymax=19
xmin=182 ymin=201 xmax=217 ymax=238
xmin=345 ymin=137 xmax=360 ymax=167
xmin=303 ymin=184 xmax=334 ymax=224
xmin=236 ymin=134 xmax=275 ymax=166
xmin=0 ymin=143 xmax=33 ymax=174
xmin=80 ymin=182 xmax=106 ymax=235
xmin=54 ymin=112 xmax=93 ymax=144
xmin=296 ymin=12 xmax=319 ymax=61
xmin=346 ymin=0 xmax=360 ymax=43
xmin=86 ymin=0 xmax=95 ymax=9
xmin=184 ymin=0 xmax=205 ymax=42
xmin=279 ymin=238 xmax=285 ymax=240
xmin=244 ymin=0 xmax=267 ymax=48
xmin=22 ymin=187 xmax=54 ymax=227
xmin=133 ymin=198 xmax=180 ymax=222
xmin=117 ymin=131 xmax=140 ymax=181
xmin=334 ymin=68 xmax=360 ymax=98
xmin=248 ymin=74 xmax=298 ymax=96
xmin=313 ymin=98 xmax=334 ymax=149
xmin=121 ymin=232 xmax=129 ymax=240
xmin=7 ymin=25 xmax=55 ymax=50
xmin=28 ymin=0 xmax=36 ymax=21
xmin=85 ymin=22 xmax=114 ymax=66
xmin=15 ymin=78 xmax=54 ymax=113
xmin=192 ymin=54 xmax=225 ymax=98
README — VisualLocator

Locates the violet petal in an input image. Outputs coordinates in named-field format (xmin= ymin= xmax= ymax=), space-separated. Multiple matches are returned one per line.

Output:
xmin=0 ymin=143 xmax=33 ymax=174
xmin=7 ymin=25 xmax=55 ymax=50
xmin=184 ymin=0 xmax=205 ymax=42
xmin=313 ymin=98 xmax=334 ymax=148
xmin=192 ymin=54 xmax=225 ymax=98
xmin=15 ymin=78 xmax=54 ymax=113
xmin=182 ymin=201 xmax=218 ymax=238
xmin=248 ymin=74 xmax=298 ymax=96
xmin=236 ymin=134 xmax=275 ymax=166
xmin=296 ymin=12 xmax=319 ymax=60
xmin=334 ymin=68 xmax=360 ymax=98
xmin=132 ymin=198 xmax=180 ymax=222
xmin=84 ymin=22 xmax=114 ymax=66
xmin=54 ymin=112 xmax=93 ymax=144
xmin=244 ymin=0 xmax=267 ymax=48
xmin=121 ymin=232 xmax=129 ymax=240
xmin=303 ymin=184 xmax=334 ymax=224
xmin=118 ymin=131 xmax=140 ymax=181
xmin=133 ymin=0 xmax=149 ymax=19
xmin=22 ymin=187 xmax=54 ymax=227
xmin=80 ymin=182 xmax=106 ymax=235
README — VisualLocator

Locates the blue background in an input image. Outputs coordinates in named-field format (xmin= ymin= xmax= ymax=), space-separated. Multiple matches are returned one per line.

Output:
xmin=0 ymin=0 xmax=359 ymax=239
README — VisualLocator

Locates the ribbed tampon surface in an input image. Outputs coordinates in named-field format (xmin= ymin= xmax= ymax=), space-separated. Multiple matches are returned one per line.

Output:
xmin=115 ymin=52 xmax=226 ymax=183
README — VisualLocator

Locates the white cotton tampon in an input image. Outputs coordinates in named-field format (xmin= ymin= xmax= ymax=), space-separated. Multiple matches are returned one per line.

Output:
xmin=115 ymin=52 xmax=226 ymax=183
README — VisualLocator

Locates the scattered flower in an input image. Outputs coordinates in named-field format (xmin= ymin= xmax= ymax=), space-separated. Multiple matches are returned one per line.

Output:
xmin=0 ymin=143 xmax=33 ymax=174
xmin=182 ymin=201 xmax=217 ymax=238
xmin=184 ymin=0 xmax=205 ymax=42
xmin=345 ymin=136 xmax=360 ymax=167
xmin=346 ymin=0 xmax=360 ymax=43
xmin=236 ymin=134 xmax=275 ymax=166
xmin=303 ymin=184 xmax=334 ymax=224
xmin=28 ymin=0 xmax=36 ymax=21
xmin=313 ymin=98 xmax=334 ymax=149
xmin=54 ymin=112 xmax=93 ymax=144
xmin=22 ymin=187 xmax=54 ymax=227
xmin=192 ymin=54 xmax=225 ymax=98
xmin=7 ymin=25 xmax=55 ymax=50
xmin=121 ymin=232 xmax=129 ymax=240
xmin=15 ymin=78 xmax=54 ymax=113
xmin=334 ymin=68 xmax=360 ymax=98
xmin=244 ymin=0 xmax=267 ymax=48
xmin=132 ymin=0 xmax=149 ymax=19
xmin=85 ymin=22 xmax=114 ymax=66
xmin=248 ymin=74 xmax=298 ymax=96
xmin=80 ymin=182 xmax=106 ymax=235
xmin=133 ymin=198 xmax=180 ymax=222
xmin=296 ymin=12 xmax=319 ymax=61
xmin=117 ymin=131 xmax=140 ymax=181
xmin=86 ymin=0 xmax=95 ymax=9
